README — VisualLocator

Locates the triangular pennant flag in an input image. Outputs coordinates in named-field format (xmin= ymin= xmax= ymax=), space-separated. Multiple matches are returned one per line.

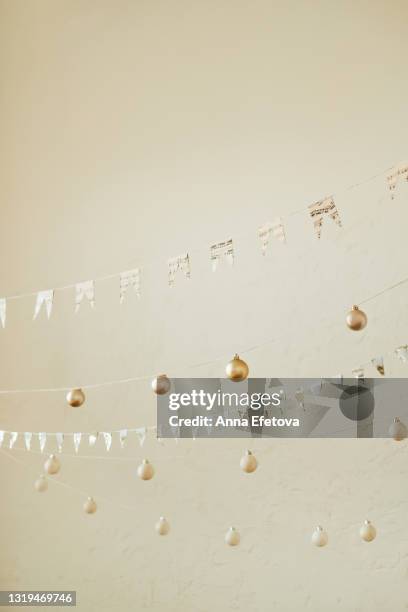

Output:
xmin=308 ymin=197 xmax=342 ymax=239
xmin=352 ymin=367 xmax=365 ymax=379
xmin=387 ymin=163 xmax=408 ymax=199
xmin=119 ymin=429 xmax=128 ymax=448
xmin=395 ymin=345 xmax=408 ymax=363
xmin=88 ymin=432 xmax=98 ymax=447
xmin=0 ymin=431 xmax=4 ymax=447
xmin=75 ymin=280 xmax=95 ymax=313
xmin=33 ymin=289 xmax=54 ymax=320
xmin=168 ymin=253 xmax=191 ymax=287
xmin=73 ymin=433 xmax=82 ymax=453
xmin=24 ymin=432 xmax=33 ymax=451
xmin=258 ymin=218 xmax=286 ymax=254
xmin=55 ymin=433 xmax=64 ymax=453
xmin=210 ymin=239 xmax=234 ymax=271
xmin=0 ymin=298 xmax=6 ymax=329
xmin=120 ymin=269 xmax=141 ymax=303
xmin=38 ymin=432 xmax=47 ymax=453
xmin=102 ymin=432 xmax=112 ymax=452
xmin=371 ymin=356 xmax=385 ymax=376
xmin=295 ymin=388 xmax=305 ymax=409
xmin=9 ymin=432 xmax=18 ymax=449
xmin=136 ymin=427 xmax=147 ymax=447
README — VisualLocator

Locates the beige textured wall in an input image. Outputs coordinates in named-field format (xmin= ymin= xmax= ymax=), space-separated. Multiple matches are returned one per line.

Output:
xmin=1 ymin=1 xmax=408 ymax=610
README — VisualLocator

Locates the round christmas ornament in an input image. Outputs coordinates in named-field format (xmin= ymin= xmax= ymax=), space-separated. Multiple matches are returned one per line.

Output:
xmin=346 ymin=305 xmax=367 ymax=331
xmin=34 ymin=475 xmax=48 ymax=492
xmin=311 ymin=526 xmax=328 ymax=547
xmin=155 ymin=516 xmax=170 ymax=535
xmin=151 ymin=375 xmax=171 ymax=395
xmin=226 ymin=354 xmax=249 ymax=382
xmin=389 ymin=417 xmax=407 ymax=441
xmin=225 ymin=526 xmax=240 ymax=546
xmin=359 ymin=520 xmax=376 ymax=542
xmin=66 ymin=388 xmax=85 ymax=408
xmin=44 ymin=454 xmax=60 ymax=475
xmin=240 ymin=450 xmax=258 ymax=473
xmin=83 ymin=497 xmax=97 ymax=514
xmin=137 ymin=459 xmax=155 ymax=481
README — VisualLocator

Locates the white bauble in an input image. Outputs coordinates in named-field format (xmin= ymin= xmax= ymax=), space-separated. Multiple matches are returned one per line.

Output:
xmin=83 ymin=497 xmax=97 ymax=514
xmin=240 ymin=450 xmax=257 ymax=473
xmin=389 ymin=418 xmax=407 ymax=441
xmin=225 ymin=527 xmax=240 ymax=546
xmin=137 ymin=459 xmax=154 ymax=480
xmin=34 ymin=475 xmax=48 ymax=492
xmin=360 ymin=520 xmax=376 ymax=542
xmin=311 ymin=526 xmax=328 ymax=547
xmin=155 ymin=516 xmax=170 ymax=535
xmin=44 ymin=454 xmax=60 ymax=475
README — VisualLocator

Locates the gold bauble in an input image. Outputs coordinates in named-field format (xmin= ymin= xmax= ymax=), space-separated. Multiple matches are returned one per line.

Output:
xmin=151 ymin=375 xmax=171 ymax=395
xmin=240 ymin=450 xmax=258 ymax=473
xmin=311 ymin=525 xmax=328 ymax=547
xmin=83 ymin=497 xmax=97 ymax=514
xmin=359 ymin=519 xmax=376 ymax=542
xmin=155 ymin=516 xmax=170 ymax=535
xmin=66 ymin=388 xmax=86 ymax=408
xmin=346 ymin=306 xmax=367 ymax=331
xmin=34 ymin=475 xmax=48 ymax=492
xmin=137 ymin=459 xmax=155 ymax=481
xmin=389 ymin=417 xmax=407 ymax=441
xmin=225 ymin=526 xmax=240 ymax=546
xmin=226 ymin=354 xmax=249 ymax=382
xmin=44 ymin=454 xmax=60 ymax=475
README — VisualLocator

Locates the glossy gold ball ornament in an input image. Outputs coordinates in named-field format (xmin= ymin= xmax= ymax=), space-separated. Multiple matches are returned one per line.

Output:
xmin=225 ymin=526 xmax=240 ymax=546
xmin=240 ymin=450 xmax=258 ymax=473
xmin=137 ymin=459 xmax=155 ymax=481
xmin=346 ymin=305 xmax=367 ymax=331
xmin=226 ymin=354 xmax=249 ymax=382
xmin=66 ymin=388 xmax=85 ymax=408
xmin=311 ymin=525 xmax=328 ymax=547
xmin=151 ymin=374 xmax=171 ymax=395
xmin=155 ymin=516 xmax=170 ymax=535
xmin=83 ymin=497 xmax=97 ymax=514
xmin=34 ymin=475 xmax=48 ymax=492
xmin=359 ymin=519 xmax=376 ymax=542
xmin=44 ymin=454 xmax=60 ymax=475
xmin=389 ymin=417 xmax=407 ymax=441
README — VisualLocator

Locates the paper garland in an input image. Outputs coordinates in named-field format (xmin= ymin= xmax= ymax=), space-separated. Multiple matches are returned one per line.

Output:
xmin=33 ymin=290 xmax=54 ymax=320
xmin=168 ymin=254 xmax=191 ymax=287
xmin=210 ymin=239 xmax=234 ymax=271
xmin=120 ymin=269 xmax=140 ymax=303
xmin=387 ymin=163 xmax=408 ymax=199
xmin=0 ymin=298 xmax=6 ymax=328
xmin=308 ymin=197 xmax=342 ymax=239
xmin=258 ymin=218 xmax=286 ymax=254
xmin=75 ymin=280 xmax=95 ymax=313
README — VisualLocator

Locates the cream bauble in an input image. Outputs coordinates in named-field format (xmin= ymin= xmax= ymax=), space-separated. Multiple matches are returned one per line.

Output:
xmin=44 ymin=454 xmax=60 ymax=475
xmin=346 ymin=306 xmax=367 ymax=331
xmin=66 ymin=388 xmax=85 ymax=407
xmin=137 ymin=459 xmax=154 ymax=480
xmin=34 ymin=475 xmax=48 ymax=492
xmin=151 ymin=375 xmax=171 ymax=395
xmin=83 ymin=497 xmax=97 ymax=514
xmin=389 ymin=417 xmax=407 ymax=441
xmin=155 ymin=516 xmax=170 ymax=535
xmin=360 ymin=520 xmax=376 ymax=542
xmin=226 ymin=354 xmax=249 ymax=382
xmin=311 ymin=526 xmax=328 ymax=547
xmin=240 ymin=450 xmax=258 ymax=473
xmin=225 ymin=526 xmax=240 ymax=546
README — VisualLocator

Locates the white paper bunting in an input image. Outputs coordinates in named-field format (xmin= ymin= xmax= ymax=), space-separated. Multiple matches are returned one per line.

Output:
xmin=352 ymin=367 xmax=365 ymax=379
xmin=308 ymin=197 xmax=342 ymax=239
xmin=102 ymin=432 xmax=112 ymax=452
xmin=0 ymin=298 xmax=6 ymax=329
xmin=120 ymin=269 xmax=141 ymax=303
xmin=73 ymin=432 xmax=82 ymax=453
xmin=56 ymin=433 xmax=64 ymax=453
xmin=258 ymin=218 xmax=286 ymax=254
xmin=119 ymin=429 xmax=128 ymax=448
xmin=371 ymin=356 xmax=385 ymax=376
xmin=33 ymin=289 xmax=54 ymax=320
xmin=210 ymin=239 xmax=234 ymax=271
xmin=395 ymin=345 xmax=408 ymax=363
xmin=88 ymin=432 xmax=98 ymax=447
xmin=168 ymin=253 xmax=191 ymax=287
xmin=136 ymin=427 xmax=147 ymax=447
xmin=38 ymin=432 xmax=47 ymax=453
xmin=24 ymin=432 xmax=33 ymax=451
xmin=9 ymin=432 xmax=18 ymax=449
xmin=387 ymin=163 xmax=408 ymax=199
xmin=0 ymin=431 xmax=4 ymax=448
xmin=75 ymin=280 xmax=95 ymax=313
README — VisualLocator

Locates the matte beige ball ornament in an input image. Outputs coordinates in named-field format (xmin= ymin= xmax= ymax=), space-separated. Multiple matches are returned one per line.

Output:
xmin=225 ymin=526 xmax=240 ymax=546
xmin=311 ymin=526 xmax=328 ymax=547
xmin=66 ymin=388 xmax=85 ymax=408
xmin=83 ymin=497 xmax=97 ymax=514
xmin=44 ymin=454 xmax=60 ymax=475
xmin=226 ymin=354 xmax=249 ymax=382
xmin=360 ymin=520 xmax=376 ymax=542
xmin=346 ymin=305 xmax=367 ymax=331
xmin=34 ymin=475 xmax=48 ymax=492
xmin=151 ymin=375 xmax=171 ymax=395
xmin=155 ymin=516 xmax=170 ymax=535
xmin=389 ymin=417 xmax=407 ymax=441
xmin=137 ymin=459 xmax=155 ymax=481
xmin=240 ymin=450 xmax=258 ymax=473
